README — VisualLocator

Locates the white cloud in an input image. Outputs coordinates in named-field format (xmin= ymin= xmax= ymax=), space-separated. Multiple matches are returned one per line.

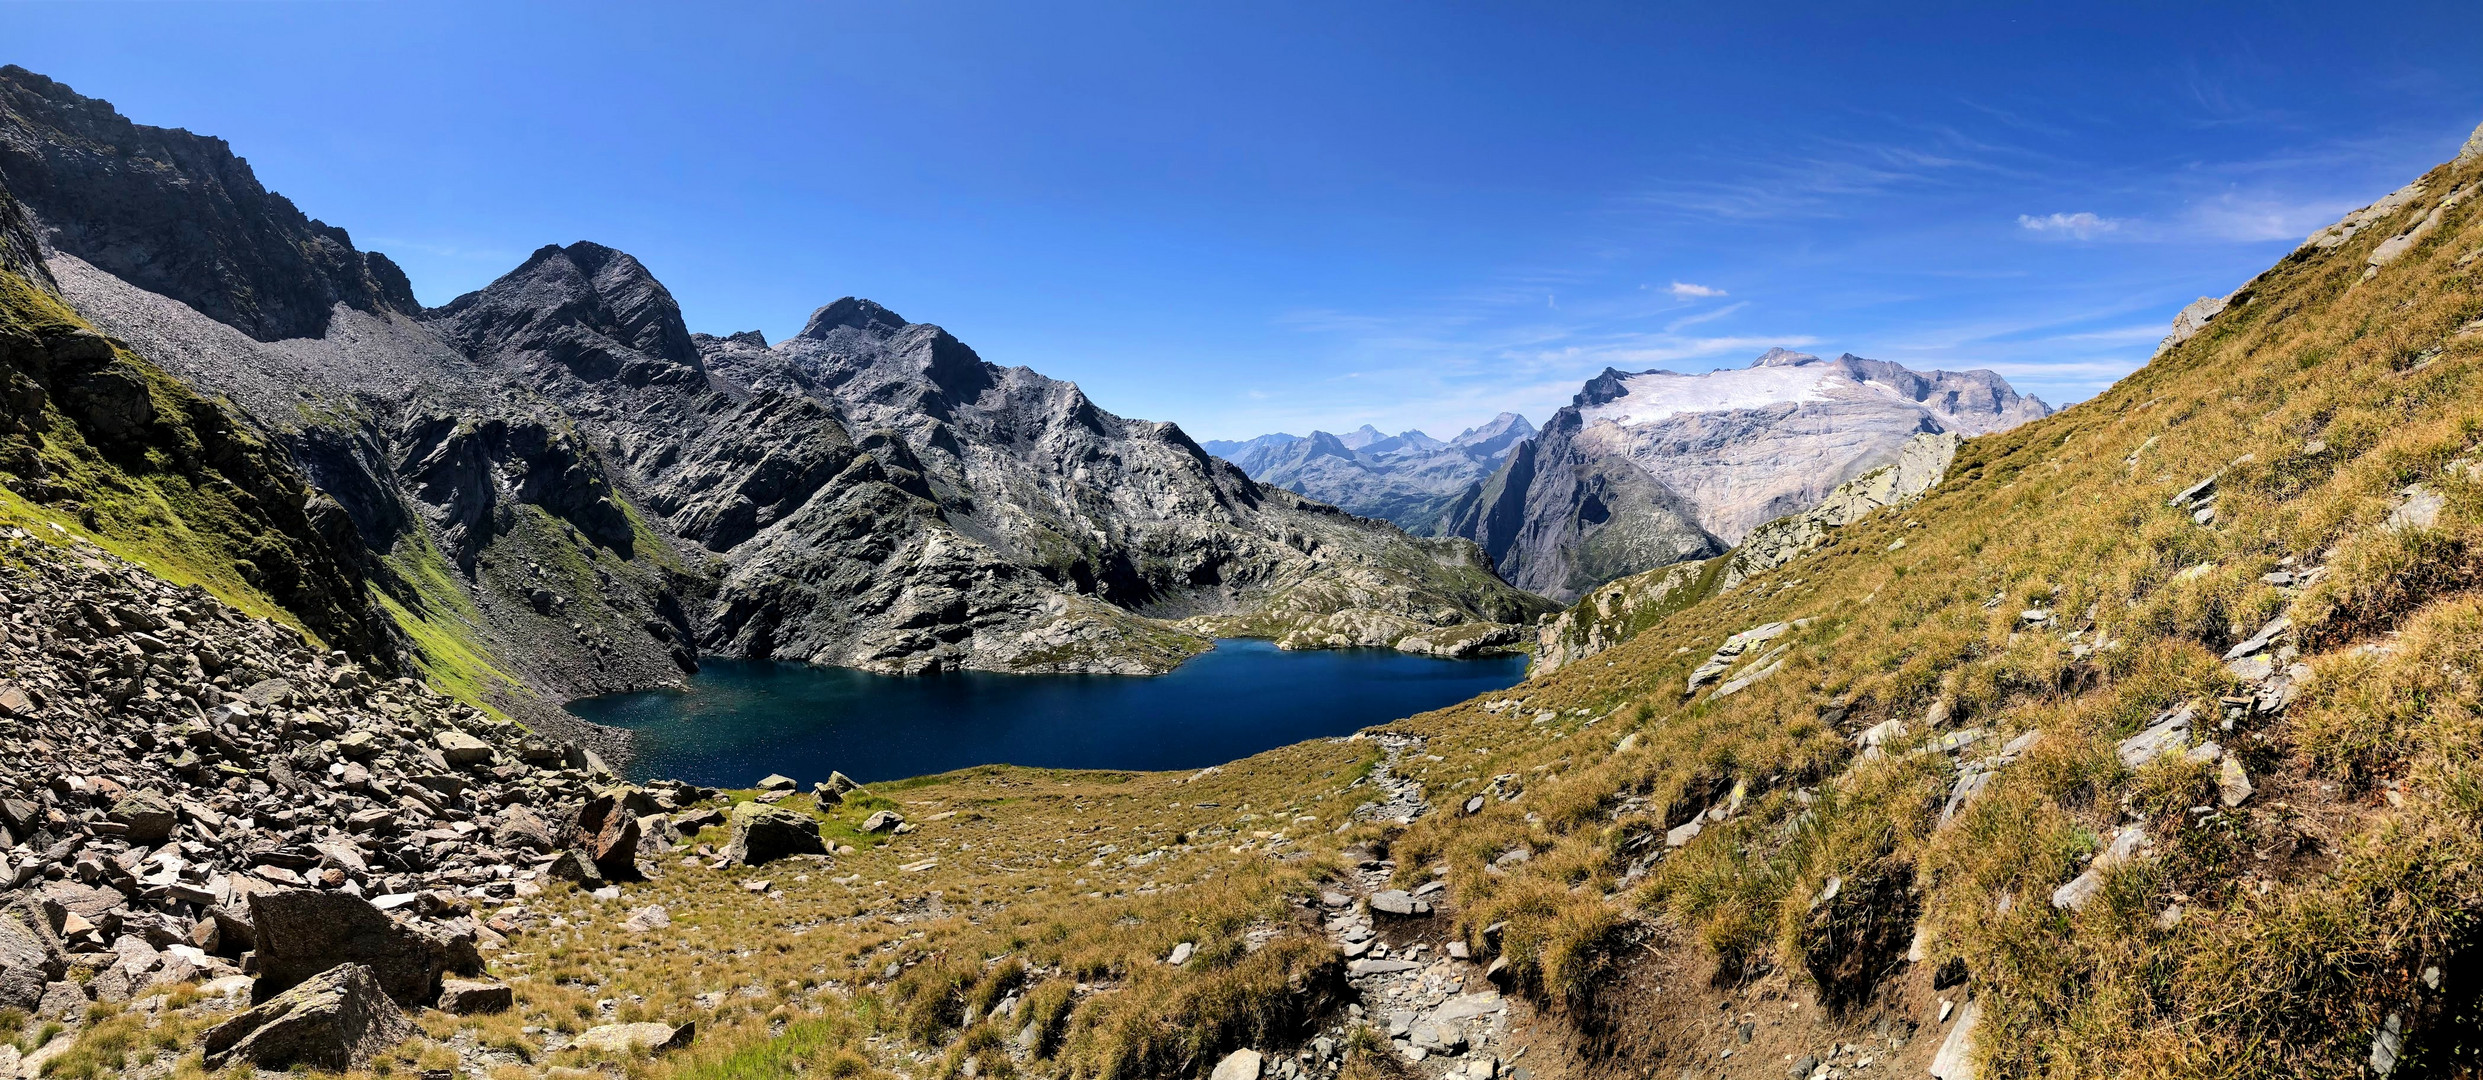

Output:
xmin=2016 ymin=212 xmax=2120 ymax=239
xmin=1667 ymin=281 xmax=1728 ymax=298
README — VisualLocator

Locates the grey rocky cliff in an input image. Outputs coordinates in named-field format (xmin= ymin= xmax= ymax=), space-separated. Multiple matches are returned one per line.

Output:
xmin=702 ymin=301 xmax=1555 ymax=668
xmin=1447 ymin=349 xmax=2047 ymax=601
xmin=0 ymin=67 xmax=416 ymax=342
xmin=1206 ymin=413 xmax=1535 ymax=534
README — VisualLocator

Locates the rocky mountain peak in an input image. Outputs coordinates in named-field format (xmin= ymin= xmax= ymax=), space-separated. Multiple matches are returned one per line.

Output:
xmin=1448 ymin=349 xmax=2051 ymax=599
xmin=1749 ymin=347 xmax=1823 ymax=368
xmin=1338 ymin=424 xmax=1389 ymax=450
xmin=797 ymin=296 xmax=910 ymax=340
xmin=1574 ymin=367 xmax=1641 ymax=409
xmin=0 ymin=65 xmax=418 ymax=341
xmin=1449 ymin=412 xmax=1535 ymax=456
xmin=434 ymin=241 xmax=701 ymax=377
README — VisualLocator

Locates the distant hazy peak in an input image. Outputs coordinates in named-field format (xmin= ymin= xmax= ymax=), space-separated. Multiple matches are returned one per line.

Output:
xmin=798 ymin=296 xmax=910 ymax=340
xmin=1338 ymin=424 xmax=1389 ymax=450
xmin=1749 ymin=347 xmax=1823 ymax=368
xmin=1450 ymin=412 xmax=1535 ymax=451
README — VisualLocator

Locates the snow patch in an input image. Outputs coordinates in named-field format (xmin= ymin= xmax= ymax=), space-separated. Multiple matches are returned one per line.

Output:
xmin=1578 ymin=365 xmax=1834 ymax=427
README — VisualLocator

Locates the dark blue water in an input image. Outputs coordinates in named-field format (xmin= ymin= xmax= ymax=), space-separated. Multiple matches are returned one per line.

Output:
xmin=568 ymin=640 xmax=1524 ymax=787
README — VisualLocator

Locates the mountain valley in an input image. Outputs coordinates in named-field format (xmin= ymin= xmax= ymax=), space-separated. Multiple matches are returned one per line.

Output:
xmin=1 ymin=56 xmax=2482 ymax=1080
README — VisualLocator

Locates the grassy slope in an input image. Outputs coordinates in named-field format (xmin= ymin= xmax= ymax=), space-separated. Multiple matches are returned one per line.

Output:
xmin=1378 ymin=146 xmax=2483 ymax=1078
xmin=0 ymin=268 xmax=379 ymax=651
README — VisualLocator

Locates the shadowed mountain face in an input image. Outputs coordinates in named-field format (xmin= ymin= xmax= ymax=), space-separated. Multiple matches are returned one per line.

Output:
xmin=0 ymin=65 xmax=417 ymax=342
xmin=0 ymin=67 xmax=1549 ymax=714
xmin=1443 ymin=349 xmax=2050 ymax=601
xmin=1203 ymin=413 xmax=1536 ymax=534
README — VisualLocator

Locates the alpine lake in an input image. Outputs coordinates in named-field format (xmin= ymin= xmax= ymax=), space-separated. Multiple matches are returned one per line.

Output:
xmin=568 ymin=639 xmax=1526 ymax=787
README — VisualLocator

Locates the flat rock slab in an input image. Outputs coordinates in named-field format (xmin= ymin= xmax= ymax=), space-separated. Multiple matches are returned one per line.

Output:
xmin=433 ymin=730 xmax=495 ymax=766
xmin=575 ymin=1020 xmax=695 ymax=1054
xmin=1348 ymin=959 xmax=1420 ymax=976
xmin=438 ymin=979 xmax=513 ymax=1015
xmin=1370 ymin=889 xmax=1431 ymax=916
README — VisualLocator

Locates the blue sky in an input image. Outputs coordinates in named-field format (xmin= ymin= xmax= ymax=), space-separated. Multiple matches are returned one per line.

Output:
xmin=10 ymin=2 xmax=2482 ymax=441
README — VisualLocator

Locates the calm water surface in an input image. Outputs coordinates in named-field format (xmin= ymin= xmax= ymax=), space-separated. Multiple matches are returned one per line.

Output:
xmin=569 ymin=639 xmax=1525 ymax=787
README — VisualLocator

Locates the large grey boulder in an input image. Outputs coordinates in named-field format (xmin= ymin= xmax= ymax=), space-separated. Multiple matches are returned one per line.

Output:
xmin=491 ymin=805 xmax=558 ymax=852
xmin=724 ymin=802 xmax=827 ymax=866
xmin=248 ymin=890 xmax=458 ymax=1007
xmin=203 ymin=963 xmax=414 ymax=1071
xmin=1928 ymin=996 xmax=1981 ymax=1080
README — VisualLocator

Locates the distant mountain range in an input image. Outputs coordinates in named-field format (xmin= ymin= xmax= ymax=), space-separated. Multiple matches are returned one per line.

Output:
xmin=1201 ymin=413 xmax=1535 ymax=533
xmin=1214 ymin=349 xmax=2049 ymax=602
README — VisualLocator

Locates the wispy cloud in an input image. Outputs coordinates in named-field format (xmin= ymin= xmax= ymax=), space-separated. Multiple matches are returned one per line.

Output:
xmin=1667 ymin=281 xmax=1727 ymax=298
xmin=2175 ymin=191 xmax=2353 ymax=243
xmin=1664 ymin=301 xmax=1748 ymax=332
xmin=2017 ymin=211 xmax=2120 ymax=239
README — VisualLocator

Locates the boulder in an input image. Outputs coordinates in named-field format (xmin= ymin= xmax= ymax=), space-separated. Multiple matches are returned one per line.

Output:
xmin=860 ymin=810 xmax=904 ymax=834
xmin=572 ymin=790 xmax=646 ymax=881
xmin=336 ymin=731 xmax=381 ymax=760
xmin=433 ymin=730 xmax=495 ymax=767
xmin=492 ymin=805 xmax=558 ymax=852
xmin=108 ymin=790 xmax=179 ymax=843
xmin=591 ymin=808 xmax=644 ymax=881
xmin=755 ymin=774 xmax=797 ymax=792
xmin=202 ymin=963 xmax=414 ymax=1071
xmin=575 ymin=1020 xmax=696 ymax=1054
xmin=36 ymin=978 xmax=88 ymax=1021
xmin=622 ymin=905 xmax=671 ymax=933
xmin=547 ymin=850 xmax=605 ymax=888
xmin=724 ymin=802 xmax=827 ymax=866
xmin=248 ymin=890 xmax=450 ymax=1007
xmin=1211 ymin=1049 xmax=1265 ymax=1080
xmin=437 ymin=978 xmax=513 ymax=1015
xmin=0 ymin=899 xmax=67 ymax=1013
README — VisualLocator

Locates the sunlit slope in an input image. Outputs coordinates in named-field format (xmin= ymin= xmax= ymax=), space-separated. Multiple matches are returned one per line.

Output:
xmin=1382 ymin=136 xmax=2483 ymax=1076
